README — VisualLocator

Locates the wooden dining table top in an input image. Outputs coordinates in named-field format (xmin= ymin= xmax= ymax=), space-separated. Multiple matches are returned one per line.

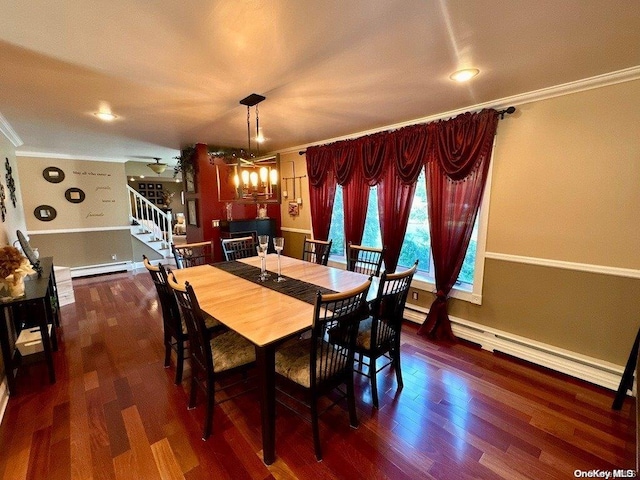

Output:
xmin=171 ymin=254 xmax=374 ymax=348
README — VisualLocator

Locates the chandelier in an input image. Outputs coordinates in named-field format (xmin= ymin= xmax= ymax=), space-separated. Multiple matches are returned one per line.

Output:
xmin=233 ymin=94 xmax=279 ymax=203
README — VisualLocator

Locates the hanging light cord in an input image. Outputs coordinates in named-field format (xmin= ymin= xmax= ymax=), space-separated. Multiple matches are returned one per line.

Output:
xmin=246 ymin=105 xmax=251 ymax=157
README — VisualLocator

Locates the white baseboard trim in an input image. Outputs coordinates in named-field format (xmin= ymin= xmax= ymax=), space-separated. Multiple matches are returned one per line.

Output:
xmin=0 ymin=378 xmax=8 ymax=425
xmin=70 ymin=261 xmax=132 ymax=278
xmin=403 ymin=304 xmax=624 ymax=392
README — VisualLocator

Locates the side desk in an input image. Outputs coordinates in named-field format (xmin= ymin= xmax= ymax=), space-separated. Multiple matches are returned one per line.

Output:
xmin=0 ymin=257 xmax=60 ymax=395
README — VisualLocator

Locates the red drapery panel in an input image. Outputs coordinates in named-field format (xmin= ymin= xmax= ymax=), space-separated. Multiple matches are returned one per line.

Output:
xmin=393 ymin=123 xmax=431 ymax=184
xmin=306 ymin=146 xmax=337 ymax=240
xmin=377 ymin=166 xmax=416 ymax=272
xmin=342 ymin=160 xmax=370 ymax=246
xmin=418 ymin=109 xmax=499 ymax=341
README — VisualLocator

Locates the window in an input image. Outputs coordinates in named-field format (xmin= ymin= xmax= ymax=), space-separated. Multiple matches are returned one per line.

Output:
xmin=327 ymin=170 xmax=486 ymax=304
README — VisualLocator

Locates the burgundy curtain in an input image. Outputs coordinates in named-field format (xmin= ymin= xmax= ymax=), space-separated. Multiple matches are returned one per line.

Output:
xmin=418 ymin=109 xmax=499 ymax=341
xmin=342 ymin=160 xmax=370 ymax=246
xmin=306 ymin=146 xmax=336 ymax=240
xmin=377 ymin=167 xmax=416 ymax=272
xmin=377 ymin=124 xmax=429 ymax=272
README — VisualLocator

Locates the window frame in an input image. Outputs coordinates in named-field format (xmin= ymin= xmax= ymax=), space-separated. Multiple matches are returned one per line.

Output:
xmin=327 ymin=149 xmax=495 ymax=306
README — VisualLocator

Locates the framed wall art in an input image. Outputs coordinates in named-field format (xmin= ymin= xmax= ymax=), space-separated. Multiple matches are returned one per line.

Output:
xmin=187 ymin=199 xmax=199 ymax=226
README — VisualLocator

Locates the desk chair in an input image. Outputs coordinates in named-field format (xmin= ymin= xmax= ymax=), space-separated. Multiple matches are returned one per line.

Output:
xmin=302 ymin=238 xmax=332 ymax=266
xmin=274 ymin=278 xmax=372 ymax=460
xmin=346 ymin=243 xmax=385 ymax=277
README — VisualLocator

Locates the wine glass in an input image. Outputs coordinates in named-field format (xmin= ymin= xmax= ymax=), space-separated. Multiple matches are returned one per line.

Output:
xmin=257 ymin=235 xmax=270 ymax=281
xmin=273 ymin=237 xmax=285 ymax=282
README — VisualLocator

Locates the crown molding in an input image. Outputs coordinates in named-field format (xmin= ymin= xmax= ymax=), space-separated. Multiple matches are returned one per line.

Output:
xmin=16 ymin=151 xmax=128 ymax=163
xmin=0 ymin=111 xmax=23 ymax=147
xmin=279 ymin=66 xmax=640 ymax=155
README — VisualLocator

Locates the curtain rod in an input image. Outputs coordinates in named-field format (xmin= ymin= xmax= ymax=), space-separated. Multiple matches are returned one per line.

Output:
xmin=298 ymin=106 xmax=516 ymax=155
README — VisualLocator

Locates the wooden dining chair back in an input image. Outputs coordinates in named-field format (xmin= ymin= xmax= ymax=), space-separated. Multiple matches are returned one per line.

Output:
xmin=221 ymin=235 xmax=257 ymax=261
xmin=346 ymin=243 xmax=385 ymax=277
xmin=143 ymin=255 xmax=187 ymax=384
xmin=274 ymin=278 xmax=372 ymax=460
xmin=167 ymin=271 xmax=256 ymax=440
xmin=355 ymin=260 xmax=418 ymax=408
xmin=302 ymin=238 xmax=332 ymax=266
xmin=172 ymin=240 xmax=214 ymax=268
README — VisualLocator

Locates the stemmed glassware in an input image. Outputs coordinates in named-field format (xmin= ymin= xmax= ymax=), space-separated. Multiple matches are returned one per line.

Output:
xmin=273 ymin=237 xmax=285 ymax=282
xmin=257 ymin=235 xmax=271 ymax=281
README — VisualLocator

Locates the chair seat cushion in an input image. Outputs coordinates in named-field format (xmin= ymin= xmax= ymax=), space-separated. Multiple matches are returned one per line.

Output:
xmin=210 ymin=331 xmax=256 ymax=372
xmin=275 ymin=337 xmax=349 ymax=388
xmin=355 ymin=317 xmax=375 ymax=350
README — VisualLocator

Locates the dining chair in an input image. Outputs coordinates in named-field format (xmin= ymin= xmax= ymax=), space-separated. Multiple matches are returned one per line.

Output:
xmin=167 ymin=271 xmax=256 ymax=440
xmin=302 ymin=238 xmax=332 ymax=266
xmin=143 ymin=256 xmax=224 ymax=385
xmin=221 ymin=235 xmax=257 ymax=261
xmin=274 ymin=278 xmax=372 ymax=461
xmin=172 ymin=240 xmax=214 ymax=268
xmin=354 ymin=260 xmax=418 ymax=408
xmin=346 ymin=243 xmax=385 ymax=277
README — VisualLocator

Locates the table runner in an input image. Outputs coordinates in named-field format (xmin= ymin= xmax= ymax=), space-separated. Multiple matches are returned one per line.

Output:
xmin=213 ymin=260 xmax=337 ymax=305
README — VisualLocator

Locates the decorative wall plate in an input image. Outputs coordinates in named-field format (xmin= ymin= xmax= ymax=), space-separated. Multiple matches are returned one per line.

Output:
xmin=5 ymin=158 xmax=16 ymax=207
xmin=0 ymin=184 xmax=6 ymax=222
xmin=65 ymin=187 xmax=86 ymax=203
xmin=43 ymin=166 xmax=65 ymax=183
xmin=34 ymin=204 xmax=57 ymax=221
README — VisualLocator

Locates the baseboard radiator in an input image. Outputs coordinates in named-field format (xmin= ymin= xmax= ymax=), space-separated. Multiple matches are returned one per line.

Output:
xmin=403 ymin=304 xmax=625 ymax=392
xmin=70 ymin=261 xmax=132 ymax=278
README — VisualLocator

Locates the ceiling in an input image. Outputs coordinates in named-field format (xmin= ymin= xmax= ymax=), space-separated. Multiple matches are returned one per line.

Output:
xmin=1 ymin=1 xmax=639 ymax=171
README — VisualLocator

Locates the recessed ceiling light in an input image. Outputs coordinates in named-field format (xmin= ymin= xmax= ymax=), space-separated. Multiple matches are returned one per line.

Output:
xmin=450 ymin=68 xmax=480 ymax=82
xmin=94 ymin=111 xmax=117 ymax=122
xmin=129 ymin=177 xmax=135 ymax=182
xmin=139 ymin=175 xmax=145 ymax=179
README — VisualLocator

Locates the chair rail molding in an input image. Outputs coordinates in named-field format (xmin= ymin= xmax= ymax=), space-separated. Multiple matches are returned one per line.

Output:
xmin=485 ymin=251 xmax=640 ymax=279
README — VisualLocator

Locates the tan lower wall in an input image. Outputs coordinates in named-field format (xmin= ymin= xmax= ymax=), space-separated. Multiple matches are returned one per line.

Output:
xmin=407 ymin=258 xmax=640 ymax=366
xmin=28 ymin=230 xmax=134 ymax=268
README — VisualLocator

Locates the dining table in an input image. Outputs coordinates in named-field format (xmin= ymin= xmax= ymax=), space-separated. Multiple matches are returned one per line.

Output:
xmin=172 ymin=253 xmax=375 ymax=465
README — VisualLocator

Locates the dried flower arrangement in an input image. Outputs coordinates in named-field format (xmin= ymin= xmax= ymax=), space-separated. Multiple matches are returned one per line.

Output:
xmin=0 ymin=245 xmax=35 ymax=297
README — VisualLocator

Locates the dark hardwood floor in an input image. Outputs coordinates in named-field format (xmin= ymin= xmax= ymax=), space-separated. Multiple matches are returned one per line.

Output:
xmin=0 ymin=269 xmax=635 ymax=479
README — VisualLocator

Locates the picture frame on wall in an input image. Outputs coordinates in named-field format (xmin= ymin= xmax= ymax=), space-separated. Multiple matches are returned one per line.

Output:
xmin=156 ymin=183 xmax=163 ymax=190
xmin=185 ymin=169 xmax=196 ymax=193
xmin=187 ymin=199 xmax=198 ymax=226
xmin=139 ymin=190 xmax=147 ymax=197
xmin=148 ymin=191 xmax=155 ymax=198
xmin=138 ymin=183 xmax=147 ymax=189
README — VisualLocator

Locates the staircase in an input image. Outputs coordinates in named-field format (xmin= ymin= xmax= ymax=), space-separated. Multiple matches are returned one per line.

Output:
xmin=128 ymin=185 xmax=173 ymax=259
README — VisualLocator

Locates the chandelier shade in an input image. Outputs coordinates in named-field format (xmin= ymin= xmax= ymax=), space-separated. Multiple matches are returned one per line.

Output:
xmin=147 ymin=158 xmax=168 ymax=175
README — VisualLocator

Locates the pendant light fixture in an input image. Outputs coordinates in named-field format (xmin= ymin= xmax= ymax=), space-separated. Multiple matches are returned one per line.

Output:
xmin=147 ymin=157 xmax=168 ymax=175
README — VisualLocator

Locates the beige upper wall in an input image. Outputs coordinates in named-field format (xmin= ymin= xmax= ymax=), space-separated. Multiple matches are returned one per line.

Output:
xmin=16 ymin=157 xmax=130 ymax=231
xmin=487 ymin=80 xmax=640 ymax=269
xmin=279 ymin=151 xmax=312 ymax=232
xmin=0 ymin=135 xmax=27 ymax=246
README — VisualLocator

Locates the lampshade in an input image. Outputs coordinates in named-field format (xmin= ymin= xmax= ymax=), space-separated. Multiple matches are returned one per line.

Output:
xmin=147 ymin=158 xmax=168 ymax=175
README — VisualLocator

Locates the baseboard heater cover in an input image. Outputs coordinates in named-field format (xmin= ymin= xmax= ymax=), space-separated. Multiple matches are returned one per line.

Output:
xmin=70 ymin=261 xmax=132 ymax=278
xmin=403 ymin=305 xmax=625 ymax=392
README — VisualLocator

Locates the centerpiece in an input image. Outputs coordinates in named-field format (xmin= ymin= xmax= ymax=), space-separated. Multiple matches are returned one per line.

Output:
xmin=0 ymin=245 xmax=35 ymax=298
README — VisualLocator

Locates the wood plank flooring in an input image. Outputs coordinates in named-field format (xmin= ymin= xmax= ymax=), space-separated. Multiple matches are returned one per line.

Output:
xmin=0 ymin=270 xmax=635 ymax=479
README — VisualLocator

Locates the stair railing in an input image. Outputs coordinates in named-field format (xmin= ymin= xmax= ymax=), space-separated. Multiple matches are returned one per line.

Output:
xmin=127 ymin=185 xmax=173 ymax=248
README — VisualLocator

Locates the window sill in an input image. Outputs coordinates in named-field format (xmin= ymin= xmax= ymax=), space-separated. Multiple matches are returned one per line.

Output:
xmin=327 ymin=256 xmax=482 ymax=305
